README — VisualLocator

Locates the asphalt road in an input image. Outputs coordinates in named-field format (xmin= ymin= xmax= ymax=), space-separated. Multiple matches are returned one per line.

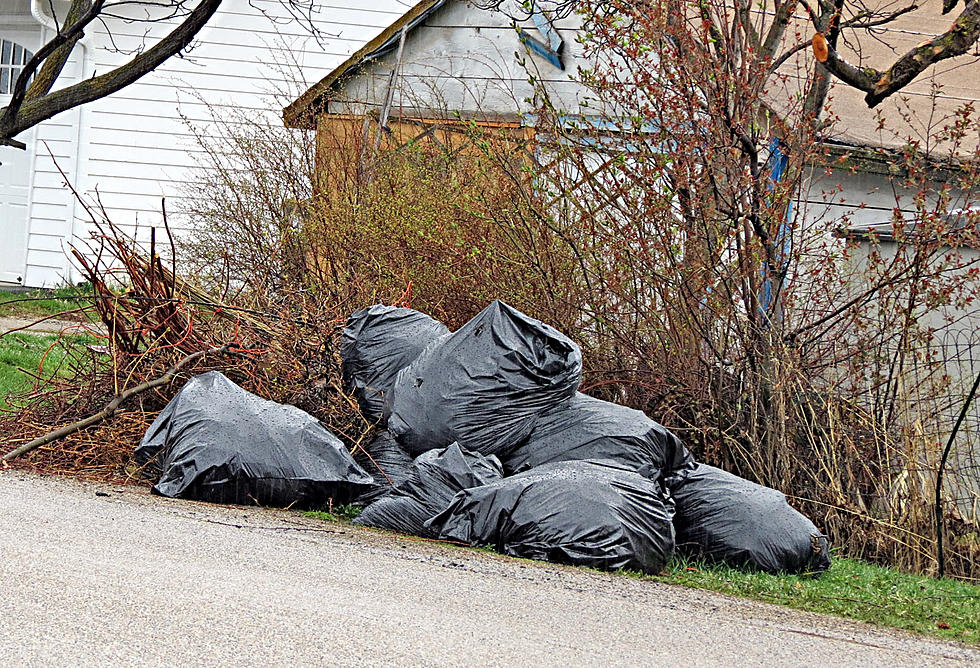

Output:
xmin=1 ymin=471 xmax=977 ymax=667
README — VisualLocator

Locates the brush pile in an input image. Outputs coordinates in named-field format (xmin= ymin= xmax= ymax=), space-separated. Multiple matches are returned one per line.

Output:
xmin=0 ymin=222 xmax=361 ymax=481
xmin=0 ymin=224 xmax=830 ymax=576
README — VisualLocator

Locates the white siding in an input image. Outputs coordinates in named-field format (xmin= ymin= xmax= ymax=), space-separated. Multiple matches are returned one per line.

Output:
xmin=23 ymin=32 xmax=82 ymax=288
xmin=801 ymin=166 xmax=976 ymax=233
xmin=18 ymin=1 xmax=409 ymax=287
xmin=332 ymin=0 xmax=592 ymax=118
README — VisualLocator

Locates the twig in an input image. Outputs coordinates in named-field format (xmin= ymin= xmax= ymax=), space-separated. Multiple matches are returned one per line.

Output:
xmin=2 ymin=344 xmax=237 ymax=462
xmin=935 ymin=367 xmax=980 ymax=579
xmin=199 ymin=518 xmax=342 ymax=534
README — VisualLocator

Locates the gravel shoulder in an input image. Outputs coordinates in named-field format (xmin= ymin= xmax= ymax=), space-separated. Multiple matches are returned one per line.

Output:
xmin=1 ymin=470 xmax=976 ymax=667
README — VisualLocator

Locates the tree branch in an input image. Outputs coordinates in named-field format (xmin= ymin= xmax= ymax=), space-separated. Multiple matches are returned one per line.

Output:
xmin=819 ymin=0 xmax=980 ymax=107
xmin=762 ymin=0 xmax=800 ymax=59
xmin=803 ymin=0 xmax=844 ymax=117
xmin=25 ymin=0 xmax=97 ymax=103
xmin=0 ymin=0 xmax=105 ymax=143
xmin=0 ymin=0 xmax=223 ymax=144
xmin=1 ymin=344 xmax=236 ymax=462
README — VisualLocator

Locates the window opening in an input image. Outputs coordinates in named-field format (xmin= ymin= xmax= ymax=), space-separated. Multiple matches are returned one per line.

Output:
xmin=0 ymin=38 xmax=35 ymax=96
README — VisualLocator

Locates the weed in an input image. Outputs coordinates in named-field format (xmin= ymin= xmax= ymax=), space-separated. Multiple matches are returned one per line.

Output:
xmin=304 ymin=504 xmax=362 ymax=524
xmin=334 ymin=504 xmax=362 ymax=522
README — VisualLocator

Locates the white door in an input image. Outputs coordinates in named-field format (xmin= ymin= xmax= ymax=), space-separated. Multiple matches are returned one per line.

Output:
xmin=0 ymin=33 xmax=38 ymax=286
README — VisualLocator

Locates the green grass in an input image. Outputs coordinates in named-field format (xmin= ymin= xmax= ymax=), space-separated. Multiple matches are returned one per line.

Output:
xmin=648 ymin=556 xmax=980 ymax=645
xmin=304 ymin=504 xmax=362 ymax=523
xmin=1 ymin=333 xmax=63 ymax=407
xmin=0 ymin=284 xmax=93 ymax=320
xmin=0 ymin=332 xmax=97 ymax=409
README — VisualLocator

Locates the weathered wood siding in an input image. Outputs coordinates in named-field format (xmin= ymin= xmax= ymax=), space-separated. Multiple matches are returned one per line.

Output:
xmin=314 ymin=112 xmax=528 ymax=196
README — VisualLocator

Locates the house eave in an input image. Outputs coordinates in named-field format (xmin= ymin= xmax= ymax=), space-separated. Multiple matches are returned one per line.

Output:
xmin=282 ymin=0 xmax=447 ymax=129
xmin=814 ymin=138 xmax=970 ymax=180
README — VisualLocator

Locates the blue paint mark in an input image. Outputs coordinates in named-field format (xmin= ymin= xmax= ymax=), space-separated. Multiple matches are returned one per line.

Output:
xmin=760 ymin=137 xmax=794 ymax=321
xmin=517 ymin=0 xmax=565 ymax=70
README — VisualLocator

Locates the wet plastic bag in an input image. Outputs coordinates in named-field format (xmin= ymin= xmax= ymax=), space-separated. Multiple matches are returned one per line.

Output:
xmin=354 ymin=443 xmax=504 ymax=538
xmin=341 ymin=305 xmax=450 ymax=423
xmin=503 ymin=393 xmax=695 ymax=482
xmin=136 ymin=372 xmax=373 ymax=507
xmin=352 ymin=431 xmax=416 ymax=505
xmin=428 ymin=460 xmax=675 ymax=573
xmin=669 ymin=464 xmax=831 ymax=574
xmin=385 ymin=300 xmax=583 ymax=457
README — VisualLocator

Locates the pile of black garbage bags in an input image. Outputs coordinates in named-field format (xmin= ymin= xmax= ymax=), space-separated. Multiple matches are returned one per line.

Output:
xmin=136 ymin=300 xmax=831 ymax=576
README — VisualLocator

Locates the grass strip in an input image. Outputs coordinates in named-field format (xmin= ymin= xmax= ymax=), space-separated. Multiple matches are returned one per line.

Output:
xmin=0 ymin=285 xmax=93 ymax=320
xmin=648 ymin=556 xmax=979 ymax=645
xmin=0 ymin=333 xmax=67 ymax=408
xmin=0 ymin=332 xmax=100 ymax=410
xmin=304 ymin=505 xmax=363 ymax=523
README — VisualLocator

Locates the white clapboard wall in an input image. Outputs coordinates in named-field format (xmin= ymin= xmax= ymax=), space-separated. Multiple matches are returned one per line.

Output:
xmin=16 ymin=0 xmax=408 ymax=287
xmin=332 ymin=0 xmax=591 ymax=119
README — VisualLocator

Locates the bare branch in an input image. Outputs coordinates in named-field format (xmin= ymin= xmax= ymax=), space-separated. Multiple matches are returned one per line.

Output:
xmin=0 ymin=0 xmax=223 ymax=145
xmin=1 ymin=343 xmax=237 ymax=462
xmin=819 ymin=0 xmax=980 ymax=107
xmin=25 ymin=0 xmax=98 ymax=103
xmin=0 ymin=0 xmax=106 ymax=143
xmin=762 ymin=0 xmax=800 ymax=59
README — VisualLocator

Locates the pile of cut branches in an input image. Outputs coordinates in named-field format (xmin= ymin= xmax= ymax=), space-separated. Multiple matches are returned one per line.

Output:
xmin=0 ymin=221 xmax=368 ymax=482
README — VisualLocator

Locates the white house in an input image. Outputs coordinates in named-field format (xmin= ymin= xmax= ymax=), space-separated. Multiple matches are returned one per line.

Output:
xmin=0 ymin=0 xmax=412 ymax=288
xmin=285 ymin=1 xmax=980 ymax=333
xmin=286 ymin=0 xmax=979 ymax=217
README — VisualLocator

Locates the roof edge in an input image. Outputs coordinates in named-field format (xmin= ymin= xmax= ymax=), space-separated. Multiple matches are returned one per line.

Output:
xmin=283 ymin=0 xmax=447 ymax=129
xmin=815 ymin=138 xmax=970 ymax=178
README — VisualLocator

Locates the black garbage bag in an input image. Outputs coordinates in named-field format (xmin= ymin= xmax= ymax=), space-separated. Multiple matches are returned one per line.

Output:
xmin=385 ymin=300 xmax=583 ymax=457
xmin=352 ymin=431 xmax=418 ymax=506
xmin=428 ymin=460 xmax=675 ymax=573
xmin=135 ymin=372 xmax=373 ymax=507
xmin=502 ymin=393 xmax=695 ymax=482
xmin=341 ymin=305 xmax=450 ymax=423
xmin=669 ymin=464 xmax=831 ymax=574
xmin=354 ymin=443 xmax=504 ymax=538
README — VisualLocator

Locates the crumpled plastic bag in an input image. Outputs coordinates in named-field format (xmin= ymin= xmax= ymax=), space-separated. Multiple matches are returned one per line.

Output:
xmin=354 ymin=443 xmax=504 ymax=537
xmin=428 ymin=459 xmax=675 ymax=573
xmin=503 ymin=392 xmax=695 ymax=483
xmin=341 ymin=305 xmax=450 ymax=423
xmin=352 ymin=430 xmax=416 ymax=506
xmin=136 ymin=372 xmax=372 ymax=507
xmin=386 ymin=300 xmax=582 ymax=457
xmin=669 ymin=464 xmax=831 ymax=574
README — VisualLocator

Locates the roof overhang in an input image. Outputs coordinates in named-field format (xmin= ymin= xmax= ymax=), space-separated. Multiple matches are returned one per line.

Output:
xmin=283 ymin=0 xmax=447 ymax=129
xmin=815 ymin=138 xmax=969 ymax=180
